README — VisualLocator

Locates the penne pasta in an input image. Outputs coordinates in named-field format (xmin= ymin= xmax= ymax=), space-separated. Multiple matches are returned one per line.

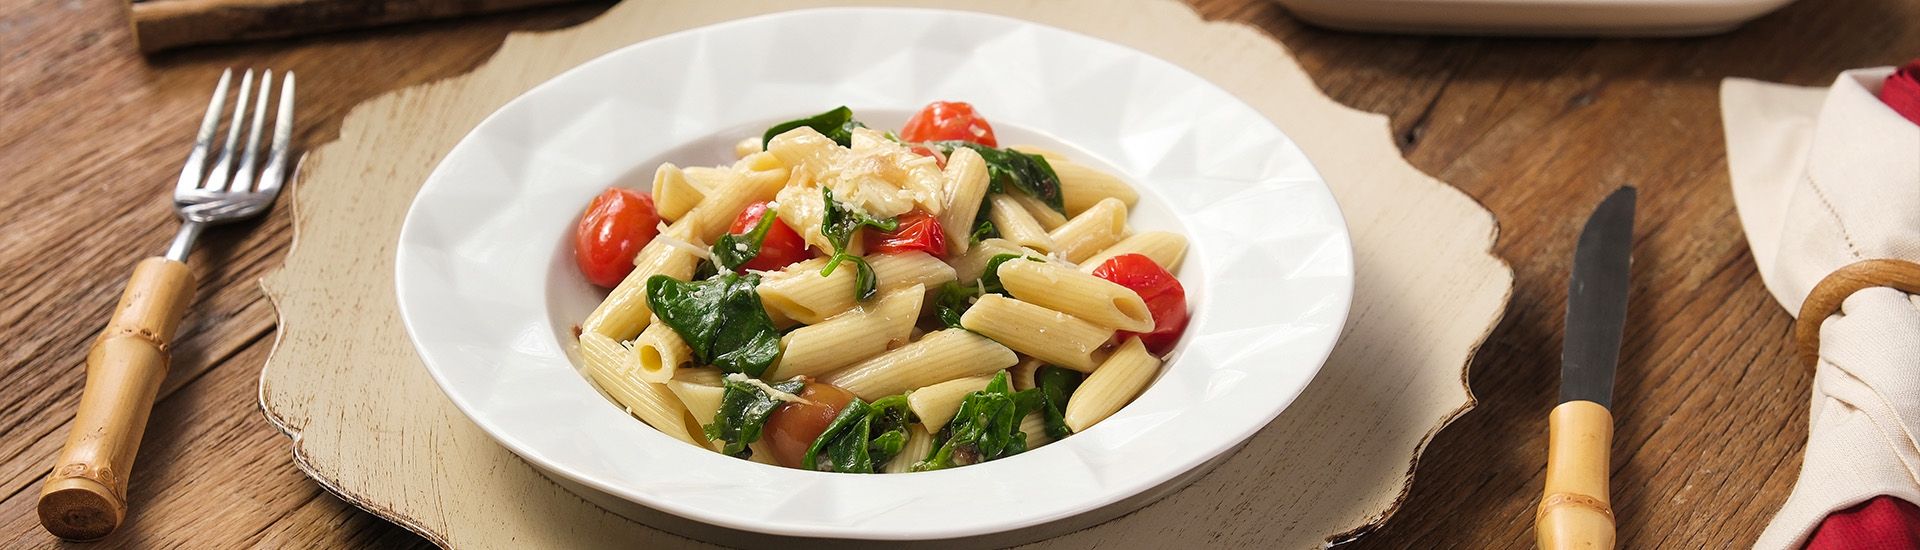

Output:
xmin=823 ymin=329 xmax=1017 ymax=400
xmin=950 ymin=238 xmax=1037 ymax=284
xmin=1007 ymin=144 xmax=1067 ymax=161
xmin=734 ymin=136 xmax=762 ymax=159
xmin=1048 ymin=197 xmax=1129 ymax=263
xmin=733 ymin=150 xmax=785 ymax=172
xmin=581 ymin=221 xmax=703 ymax=340
xmin=987 ymin=193 xmax=1056 ymax=252
xmin=936 ymin=147 xmax=991 ymax=256
xmin=767 ymin=285 xmax=923 ymax=381
xmin=1018 ymin=411 xmax=1053 ymax=448
xmin=757 ymin=252 xmax=955 ymax=324
xmin=1063 ymin=337 xmax=1160 ymax=432
xmin=997 ymin=260 xmax=1154 ymax=332
xmin=882 ymin=426 xmax=934 ymax=474
xmin=1010 ymin=358 xmax=1044 ymax=391
xmin=1078 ymin=231 xmax=1189 ymax=275
xmin=906 ymin=375 xmax=995 ymax=432
xmin=632 ymin=320 xmax=692 ymax=383
xmin=1054 ymin=160 xmax=1139 ymax=216
xmin=579 ymin=332 xmax=702 ymax=447
xmin=650 ymin=163 xmax=707 ymax=223
xmin=665 ymin=370 xmax=726 ymax=451
xmin=681 ymin=169 xmax=786 ymax=243
xmin=958 ymin=294 xmax=1114 ymax=372
xmin=1006 ymin=189 xmax=1068 ymax=230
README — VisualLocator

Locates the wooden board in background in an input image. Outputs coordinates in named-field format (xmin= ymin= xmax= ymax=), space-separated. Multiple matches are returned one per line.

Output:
xmin=255 ymin=0 xmax=1510 ymax=547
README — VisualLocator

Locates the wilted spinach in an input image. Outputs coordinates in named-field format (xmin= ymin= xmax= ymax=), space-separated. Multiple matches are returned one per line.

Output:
xmin=801 ymin=394 xmax=913 ymax=473
xmin=705 ymin=377 xmax=806 ymax=457
xmin=913 ymin=371 xmax=1042 ymax=471
xmin=929 ymin=254 xmax=1038 ymax=329
xmin=818 ymin=187 xmax=898 ymax=301
xmin=710 ymin=210 xmax=780 ymax=272
xmin=930 ymin=142 xmax=1065 ymax=214
xmin=1035 ymin=366 xmax=1084 ymax=439
xmin=644 ymin=273 xmax=782 ymax=376
xmin=762 ymin=106 xmax=864 ymax=149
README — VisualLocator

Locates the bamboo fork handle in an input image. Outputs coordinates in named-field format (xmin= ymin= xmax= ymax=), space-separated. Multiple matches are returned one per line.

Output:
xmin=1537 ymin=400 xmax=1615 ymax=550
xmin=39 ymin=257 xmax=194 ymax=541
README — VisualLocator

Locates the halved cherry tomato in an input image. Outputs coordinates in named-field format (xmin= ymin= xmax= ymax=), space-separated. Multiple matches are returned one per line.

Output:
xmin=763 ymin=381 xmax=857 ymax=469
xmin=900 ymin=101 xmax=997 ymax=147
xmin=1091 ymin=254 xmax=1189 ymax=354
xmin=728 ymin=201 xmax=811 ymax=271
xmin=574 ymin=188 xmax=661 ymax=288
xmin=869 ymin=209 xmax=946 ymax=258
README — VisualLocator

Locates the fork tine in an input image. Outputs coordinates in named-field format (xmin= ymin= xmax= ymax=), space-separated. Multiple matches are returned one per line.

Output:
xmin=203 ymin=69 xmax=253 ymax=192
xmin=176 ymin=69 xmax=232 ymax=196
xmin=256 ymin=71 xmax=295 ymax=197
xmin=230 ymin=70 xmax=272 ymax=193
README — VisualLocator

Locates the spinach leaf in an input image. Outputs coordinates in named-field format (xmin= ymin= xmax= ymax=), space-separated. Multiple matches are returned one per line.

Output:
xmin=931 ymin=142 xmax=1065 ymax=214
xmin=762 ymin=106 xmax=863 ymax=149
xmin=969 ymin=201 xmax=997 ymax=245
xmin=705 ymin=377 xmax=805 ymax=457
xmin=978 ymin=253 xmax=1038 ymax=294
xmin=644 ymin=273 xmax=782 ymax=376
xmin=798 ymin=394 xmax=912 ymax=473
xmin=913 ymin=371 xmax=1038 ymax=471
xmin=818 ymin=187 xmax=898 ymax=301
xmin=1035 ymin=366 xmax=1084 ymax=439
xmin=711 ymin=210 xmax=780 ymax=272
xmin=931 ymin=282 xmax=978 ymax=329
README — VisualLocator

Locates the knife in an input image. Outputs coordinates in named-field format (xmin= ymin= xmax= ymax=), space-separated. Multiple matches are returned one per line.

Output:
xmin=1537 ymin=186 xmax=1634 ymax=550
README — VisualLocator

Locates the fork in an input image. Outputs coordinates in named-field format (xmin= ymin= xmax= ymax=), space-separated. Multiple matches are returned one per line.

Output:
xmin=38 ymin=68 xmax=294 ymax=542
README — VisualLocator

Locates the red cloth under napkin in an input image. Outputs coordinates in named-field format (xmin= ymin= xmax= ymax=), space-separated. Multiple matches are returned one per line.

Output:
xmin=1807 ymin=496 xmax=1920 ymax=550
xmin=1881 ymin=59 xmax=1920 ymax=125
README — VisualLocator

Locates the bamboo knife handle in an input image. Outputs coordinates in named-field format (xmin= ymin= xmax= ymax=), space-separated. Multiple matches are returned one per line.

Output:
xmin=39 ymin=257 xmax=194 ymax=541
xmin=1536 ymin=400 xmax=1615 ymax=549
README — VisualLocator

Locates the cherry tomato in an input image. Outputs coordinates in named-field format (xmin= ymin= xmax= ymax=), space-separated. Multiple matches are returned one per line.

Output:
xmin=900 ymin=101 xmax=997 ymax=146
xmin=574 ymin=188 xmax=661 ymax=288
xmin=728 ymin=201 xmax=811 ymax=271
xmin=868 ymin=209 xmax=947 ymax=258
xmin=1091 ymin=254 xmax=1189 ymax=354
xmin=763 ymin=381 xmax=857 ymax=469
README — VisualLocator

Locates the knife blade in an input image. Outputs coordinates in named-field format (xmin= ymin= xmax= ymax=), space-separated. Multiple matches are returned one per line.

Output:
xmin=1537 ymin=186 xmax=1634 ymax=550
xmin=1561 ymin=186 xmax=1635 ymax=407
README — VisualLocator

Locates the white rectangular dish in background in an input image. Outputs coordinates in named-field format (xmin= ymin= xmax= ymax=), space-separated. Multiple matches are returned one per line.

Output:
xmin=1273 ymin=0 xmax=1797 ymax=36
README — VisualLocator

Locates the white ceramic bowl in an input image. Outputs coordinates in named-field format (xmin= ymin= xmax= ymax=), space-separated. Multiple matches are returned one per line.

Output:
xmin=396 ymin=7 xmax=1353 ymax=543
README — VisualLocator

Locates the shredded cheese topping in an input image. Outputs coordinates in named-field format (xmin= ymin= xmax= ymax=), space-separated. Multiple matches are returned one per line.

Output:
xmin=726 ymin=373 xmax=816 ymax=405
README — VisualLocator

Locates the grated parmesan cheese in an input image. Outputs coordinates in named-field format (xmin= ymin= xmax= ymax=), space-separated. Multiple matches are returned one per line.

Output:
xmin=655 ymin=231 xmax=711 ymax=261
xmin=726 ymin=373 xmax=816 ymax=406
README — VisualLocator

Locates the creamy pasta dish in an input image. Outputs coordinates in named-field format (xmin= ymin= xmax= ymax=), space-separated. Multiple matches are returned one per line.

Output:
xmin=569 ymin=102 xmax=1190 ymax=472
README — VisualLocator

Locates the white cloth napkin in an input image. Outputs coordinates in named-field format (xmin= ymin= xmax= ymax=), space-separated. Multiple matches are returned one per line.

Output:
xmin=1722 ymin=68 xmax=1920 ymax=549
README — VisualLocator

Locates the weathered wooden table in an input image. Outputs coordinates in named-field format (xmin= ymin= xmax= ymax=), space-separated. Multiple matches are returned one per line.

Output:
xmin=3 ymin=0 xmax=1914 ymax=547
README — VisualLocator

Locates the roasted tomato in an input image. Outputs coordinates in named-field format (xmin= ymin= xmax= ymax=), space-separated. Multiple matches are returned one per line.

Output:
xmin=728 ymin=201 xmax=811 ymax=271
xmin=1091 ymin=254 xmax=1189 ymax=354
xmin=762 ymin=381 xmax=857 ymax=469
xmin=900 ymin=101 xmax=997 ymax=147
xmin=868 ymin=209 xmax=947 ymax=258
xmin=574 ymin=188 xmax=661 ymax=288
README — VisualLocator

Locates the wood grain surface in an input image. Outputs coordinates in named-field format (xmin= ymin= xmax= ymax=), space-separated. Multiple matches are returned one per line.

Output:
xmin=1 ymin=0 xmax=1914 ymax=548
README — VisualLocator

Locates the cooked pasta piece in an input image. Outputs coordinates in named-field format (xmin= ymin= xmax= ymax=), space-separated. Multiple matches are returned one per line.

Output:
xmin=733 ymin=150 xmax=784 ymax=172
xmin=905 ymin=375 xmax=995 ymax=432
xmin=664 ymin=370 xmax=726 ymax=451
xmin=650 ymin=163 xmax=706 ymax=223
xmin=766 ymin=127 xmax=839 ymax=174
xmin=681 ymin=166 xmax=733 ymax=191
xmin=632 ymin=320 xmax=692 ymax=383
xmin=1048 ymin=197 xmax=1129 ymax=263
xmin=773 ymin=176 xmax=834 ymax=252
xmin=734 ymin=137 xmax=762 ymax=159
xmin=823 ymin=329 xmax=1017 ymax=400
xmin=681 ymin=168 xmax=786 ymax=242
xmin=1010 ymin=358 xmax=1044 ymax=391
xmin=899 ymin=155 xmax=946 ymax=215
xmin=936 ymin=147 xmax=990 ymax=256
xmin=882 ymin=426 xmax=934 ymax=474
xmin=997 ymin=260 xmax=1154 ymax=332
xmin=958 ymin=294 xmax=1114 ymax=372
xmin=580 ymin=222 xmax=703 ymax=340
xmin=1006 ymin=189 xmax=1068 ymax=230
xmin=757 ymin=252 xmax=955 ymax=324
xmin=1064 ymin=337 xmax=1160 ymax=432
xmin=579 ymin=332 xmax=701 ymax=446
xmin=1054 ymin=160 xmax=1139 ymax=216
xmin=747 ymin=441 xmax=779 ymax=465
xmin=951 ymin=238 xmax=1037 ymax=284
xmin=1007 ymin=144 xmax=1066 ymax=161
xmin=987 ymin=193 xmax=1056 ymax=252
xmin=1078 ymin=231 xmax=1189 ymax=275
xmin=766 ymin=285 xmax=923 ymax=381
xmin=1018 ymin=411 xmax=1053 ymax=448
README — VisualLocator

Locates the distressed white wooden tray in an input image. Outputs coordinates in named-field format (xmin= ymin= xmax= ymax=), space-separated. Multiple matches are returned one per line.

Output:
xmin=259 ymin=0 xmax=1513 ymax=547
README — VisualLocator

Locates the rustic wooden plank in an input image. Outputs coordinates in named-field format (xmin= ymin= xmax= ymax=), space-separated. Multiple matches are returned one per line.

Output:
xmin=1 ymin=0 xmax=1915 ymax=547
xmin=128 ymin=0 xmax=610 ymax=53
